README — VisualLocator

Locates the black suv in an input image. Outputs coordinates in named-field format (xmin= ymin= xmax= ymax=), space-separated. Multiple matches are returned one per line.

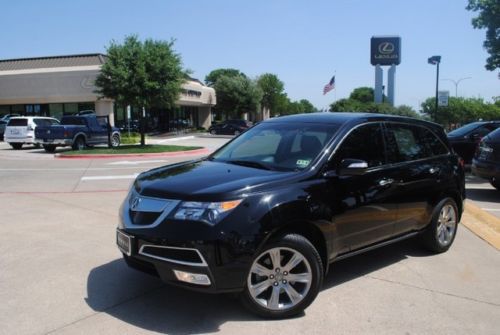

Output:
xmin=472 ymin=127 xmax=500 ymax=190
xmin=447 ymin=121 xmax=500 ymax=164
xmin=117 ymin=113 xmax=465 ymax=318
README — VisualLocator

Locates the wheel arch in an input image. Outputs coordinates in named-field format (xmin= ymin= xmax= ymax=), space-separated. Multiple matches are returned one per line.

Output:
xmin=258 ymin=221 xmax=330 ymax=276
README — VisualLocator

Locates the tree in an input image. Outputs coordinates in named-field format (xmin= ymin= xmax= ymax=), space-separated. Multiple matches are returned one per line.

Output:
xmin=466 ymin=0 xmax=500 ymax=71
xmin=420 ymin=96 xmax=500 ymax=127
xmin=256 ymin=73 xmax=285 ymax=117
xmin=298 ymin=99 xmax=318 ymax=113
xmin=95 ymin=35 xmax=186 ymax=145
xmin=330 ymin=87 xmax=419 ymax=117
xmin=213 ymin=75 xmax=262 ymax=119
xmin=205 ymin=68 xmax=246 ymax=87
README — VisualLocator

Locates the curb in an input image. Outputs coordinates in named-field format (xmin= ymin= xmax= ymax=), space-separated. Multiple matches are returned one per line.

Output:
xmin=462 ymin=201 xmax=500 ymax=250
xmin=55 ymin=148 xmax=211 ymax=159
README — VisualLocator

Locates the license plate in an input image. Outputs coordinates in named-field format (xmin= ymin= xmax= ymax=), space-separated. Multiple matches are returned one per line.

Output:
xmin=116 ymin=230 xmax=132 ymax=256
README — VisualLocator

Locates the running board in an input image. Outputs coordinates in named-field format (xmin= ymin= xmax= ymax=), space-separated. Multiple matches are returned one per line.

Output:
xmin=333 ymin=231 xmax=420 ymax=262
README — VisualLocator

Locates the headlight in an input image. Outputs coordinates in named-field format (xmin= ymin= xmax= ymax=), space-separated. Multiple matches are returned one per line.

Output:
xmin=172 ymin=200 xmax=242 ymax=225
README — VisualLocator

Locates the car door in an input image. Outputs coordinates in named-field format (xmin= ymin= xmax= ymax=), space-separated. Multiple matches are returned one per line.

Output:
xmin=87 ymin=117 xmax=107 ymax=144
xmin=384 ymin=123 xmax=449 ymax=235
xmin=326 ymin=122 xmax=400 ymax=252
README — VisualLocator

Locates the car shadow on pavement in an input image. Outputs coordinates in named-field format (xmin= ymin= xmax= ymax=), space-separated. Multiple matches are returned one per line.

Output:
xmin=466 ymin=188 xmax=500 ymax=202
xmin=86 ymin=238 xmax=432 ymax=333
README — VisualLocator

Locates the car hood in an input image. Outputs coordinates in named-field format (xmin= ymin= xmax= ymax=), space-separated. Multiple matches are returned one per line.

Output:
xmin=135 ymin=159 xmax=296 ymax=200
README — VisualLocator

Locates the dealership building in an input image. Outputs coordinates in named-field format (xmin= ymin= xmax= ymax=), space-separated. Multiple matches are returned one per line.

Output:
xmin=0 ymin=53 xmax=216 ymax=130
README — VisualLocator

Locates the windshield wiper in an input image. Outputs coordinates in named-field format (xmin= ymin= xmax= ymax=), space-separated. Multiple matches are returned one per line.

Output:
xmin=225 ymin=160 xmax=274 ymax=171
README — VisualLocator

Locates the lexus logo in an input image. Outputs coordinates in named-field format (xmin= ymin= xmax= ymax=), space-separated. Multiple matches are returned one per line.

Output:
xmin=131 ymin=197 xmax=141 ymax=210
xmin=378 ymin=42 xmax=395 ymax=54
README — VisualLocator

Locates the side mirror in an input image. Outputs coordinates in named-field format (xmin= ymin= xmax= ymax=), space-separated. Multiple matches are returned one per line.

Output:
xmin=338 ymin=159 xmax=368 ymax=176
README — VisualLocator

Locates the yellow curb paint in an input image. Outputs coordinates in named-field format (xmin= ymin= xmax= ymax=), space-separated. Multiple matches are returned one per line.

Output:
xmin=461 ymin=201 xmax=500 ymax=250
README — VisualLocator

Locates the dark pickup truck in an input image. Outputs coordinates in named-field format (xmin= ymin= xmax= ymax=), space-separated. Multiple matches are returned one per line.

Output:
xmin=35 ymin=114 xmax=120 ymax=153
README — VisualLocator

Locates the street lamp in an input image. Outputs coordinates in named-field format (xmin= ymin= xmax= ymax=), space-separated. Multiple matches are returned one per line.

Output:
xmin=442 ymin=77 xmax=471 ymax=97
xmin=428 ymin=56 xmax=441 ymax=122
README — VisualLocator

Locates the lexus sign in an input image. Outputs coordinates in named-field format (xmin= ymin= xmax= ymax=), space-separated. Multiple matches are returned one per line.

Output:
xmin=371 ymin=36 xmax=401 ymax=66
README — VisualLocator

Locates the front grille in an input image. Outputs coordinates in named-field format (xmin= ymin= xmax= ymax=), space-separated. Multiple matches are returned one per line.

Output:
xmin=129 ymin=210 xmax=162 ymax=226
xmin=139 ymin=245 xmax=207 ymax=266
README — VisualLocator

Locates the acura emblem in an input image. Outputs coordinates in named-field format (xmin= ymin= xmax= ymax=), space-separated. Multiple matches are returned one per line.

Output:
xmin=378 ymin=42 xmax=394 ymax=54
xmin=131 ymin=197 xmax=141 ymax=210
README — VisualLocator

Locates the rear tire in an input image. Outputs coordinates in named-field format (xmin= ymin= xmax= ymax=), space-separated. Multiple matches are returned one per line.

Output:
xmin=490 ymin=180 xmax=500 ymax=190
xmin=10 ymin=143 xmax=22 ymax=150
xmin=210 ymin=129 xmax=217 ymax=135
xmin=43 ymin=145 xmax=56 ymax=153
xmin=72 ymin=136 xmax=86 ymax=151
xmin=421 ymin=198 xmax=459 ymax=253
xmin=240 ymin=234 xmax=323 ymax=319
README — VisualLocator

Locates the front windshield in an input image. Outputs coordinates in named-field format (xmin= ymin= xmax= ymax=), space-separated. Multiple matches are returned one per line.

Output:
xmin=447 ymin=122 xmax=483 ymax=136
xmin=210 ymin=122 xmax=339 ymax=171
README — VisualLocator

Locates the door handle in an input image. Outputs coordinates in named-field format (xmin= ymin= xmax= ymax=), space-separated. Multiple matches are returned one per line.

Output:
xmin=429 ymin=167 xmax=440 ymax=174
xmin=379 ymin=178 xmax=394 ymax=186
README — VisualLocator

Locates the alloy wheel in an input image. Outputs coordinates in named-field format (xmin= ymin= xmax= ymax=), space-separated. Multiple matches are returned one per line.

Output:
xmin=436 ymin=204 xmax=457 ymax=246
xmin=247 ymin=247 xmax=312 ymax=311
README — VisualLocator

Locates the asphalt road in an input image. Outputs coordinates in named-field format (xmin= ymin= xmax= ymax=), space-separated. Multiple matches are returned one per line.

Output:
xmin=0 ymin=137 xmax=499 ymax=335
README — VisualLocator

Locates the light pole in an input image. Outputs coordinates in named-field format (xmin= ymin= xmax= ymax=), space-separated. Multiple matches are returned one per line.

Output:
xmin=428 ymin=55 xmax=441 ymax=122
xmin=442 ymin=77 xmax=471 ymax=97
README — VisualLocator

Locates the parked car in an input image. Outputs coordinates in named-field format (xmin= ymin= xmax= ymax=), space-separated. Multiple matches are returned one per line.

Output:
xmin=0 ymin=113 xmax=21 ymax=122
xmin=4 ymin=117 xmax=60 ymax=149
xmin=35 ymin=114 xmax=120 ymax=153
xmin=208 ymin=119 xmax=253 ymax=135
xmin=447 ymin=121 xmax=500 ymax=164
xmin=116 ymin=112 xmax=465 ymax=318
xmin=0 ymin=120 xmax=7 ymax=140
xmin=472 ymin=127 xmax=500 ymax=190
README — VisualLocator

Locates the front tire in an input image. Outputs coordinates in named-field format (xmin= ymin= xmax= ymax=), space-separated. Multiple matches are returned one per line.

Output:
xmin=241 ymin=234 xmax=323 ymax=318
xmin=422 ymin=198 xmax=459 ymax=253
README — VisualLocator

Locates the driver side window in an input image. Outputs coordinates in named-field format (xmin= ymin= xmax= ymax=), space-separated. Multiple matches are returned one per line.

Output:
xmin=334 ymin=123 xmax=386 ymax=168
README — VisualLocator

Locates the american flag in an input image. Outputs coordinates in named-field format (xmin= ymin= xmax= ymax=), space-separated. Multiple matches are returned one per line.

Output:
xmin=323 ymin=75 xmax=335 ymax=95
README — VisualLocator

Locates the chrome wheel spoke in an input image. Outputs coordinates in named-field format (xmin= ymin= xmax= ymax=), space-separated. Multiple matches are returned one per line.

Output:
xmin=252 ymin=263 xmax=271 ymax=277
xmin=283 ymin=252 xmax=303 ymax=272
xmin=284 ymin=284 xmax=303 ymax=305
xmin=250 ymin=280 xmax=271 ymax=297
xmin=268 ymin=286 xmax=281 ymax=309
xmin=269 ymin=249 xmax=281 ymax=269
xmin=287 ymin=272 xmax=310 ymax=283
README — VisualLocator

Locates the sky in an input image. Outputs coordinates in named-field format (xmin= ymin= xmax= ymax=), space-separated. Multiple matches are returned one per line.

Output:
xmin=1 ymin=0 xmax=498 ymax=112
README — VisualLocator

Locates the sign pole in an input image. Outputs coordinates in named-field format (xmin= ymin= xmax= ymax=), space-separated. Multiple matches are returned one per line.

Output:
xmin=387 ymin=64 xmax=396 ymax=106
xmin=374 ymin=65 xmax=383 ymax=103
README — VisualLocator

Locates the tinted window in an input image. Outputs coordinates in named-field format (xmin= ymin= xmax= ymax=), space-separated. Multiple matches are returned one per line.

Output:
xmin=61 ymin=117 xmax=86 ymax=125
xmin=33 ymin=118 xmax=60 ymax=127
xmin=447 ymin=122 xmax=483 ymax=137
xmin=417 ymin=127 xmax=449 ymax=156
xmin=335 ymin=123 xmax=385 ymax=168
xmin=7 ymin=118 xmax=28 ymax=127
xmin=473 ymin=124 xmax=497 ymax=137
xmin=385 ymin=123 xmax=447 ymax=162
xmin=211 ymin=122 xmax=339 ymax=171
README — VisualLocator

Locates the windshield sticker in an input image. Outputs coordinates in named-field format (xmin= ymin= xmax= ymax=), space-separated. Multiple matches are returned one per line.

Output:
xmin=296 ymin=159 xmax=311 ymax=168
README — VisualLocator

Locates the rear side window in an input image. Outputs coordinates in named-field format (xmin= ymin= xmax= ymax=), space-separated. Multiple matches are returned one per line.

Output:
xmin=417 ymin=127 xmax=449 ymax=156
xmin=34 ymin=119 xmax=60 ymax=127
xmin=385 ymin=123 xmax=448 ymax=163
xmin=335 ymin=123 xmax=385 ymax=168
xmin=487 ymin=128 xmax=500 ymax=141
xmin=61 ymin=117 xmax=86 ymax=125
xmin=7 ymin=118 xmax=28 ymax=127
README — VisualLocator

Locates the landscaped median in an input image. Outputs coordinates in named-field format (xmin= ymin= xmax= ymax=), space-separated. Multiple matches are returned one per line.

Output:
xmin=55 ymin=144 xmax=209 ymax=159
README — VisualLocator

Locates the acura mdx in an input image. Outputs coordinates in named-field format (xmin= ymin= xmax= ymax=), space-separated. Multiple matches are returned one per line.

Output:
xmin=117 ymin=112 xmax=465 ymax=318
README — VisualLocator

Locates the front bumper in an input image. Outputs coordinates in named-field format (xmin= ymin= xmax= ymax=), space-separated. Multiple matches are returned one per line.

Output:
xmin=471 ymin=159 xmax=500 ymax=181
xmin=116 ymin=228 xmax=252 ymax=293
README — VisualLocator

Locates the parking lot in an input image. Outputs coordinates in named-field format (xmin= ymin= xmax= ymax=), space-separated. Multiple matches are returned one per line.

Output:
xmin=1 ymin=136 xmax=499 ymax=335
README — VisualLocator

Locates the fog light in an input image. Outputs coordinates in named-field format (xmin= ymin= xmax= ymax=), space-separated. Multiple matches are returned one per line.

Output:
xmin=173 ymin=270 xmax=211 ymax=286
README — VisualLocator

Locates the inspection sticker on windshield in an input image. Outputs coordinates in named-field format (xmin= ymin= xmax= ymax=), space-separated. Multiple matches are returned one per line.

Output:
xmin=296 ymin=159 xmax=311 ymax=168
